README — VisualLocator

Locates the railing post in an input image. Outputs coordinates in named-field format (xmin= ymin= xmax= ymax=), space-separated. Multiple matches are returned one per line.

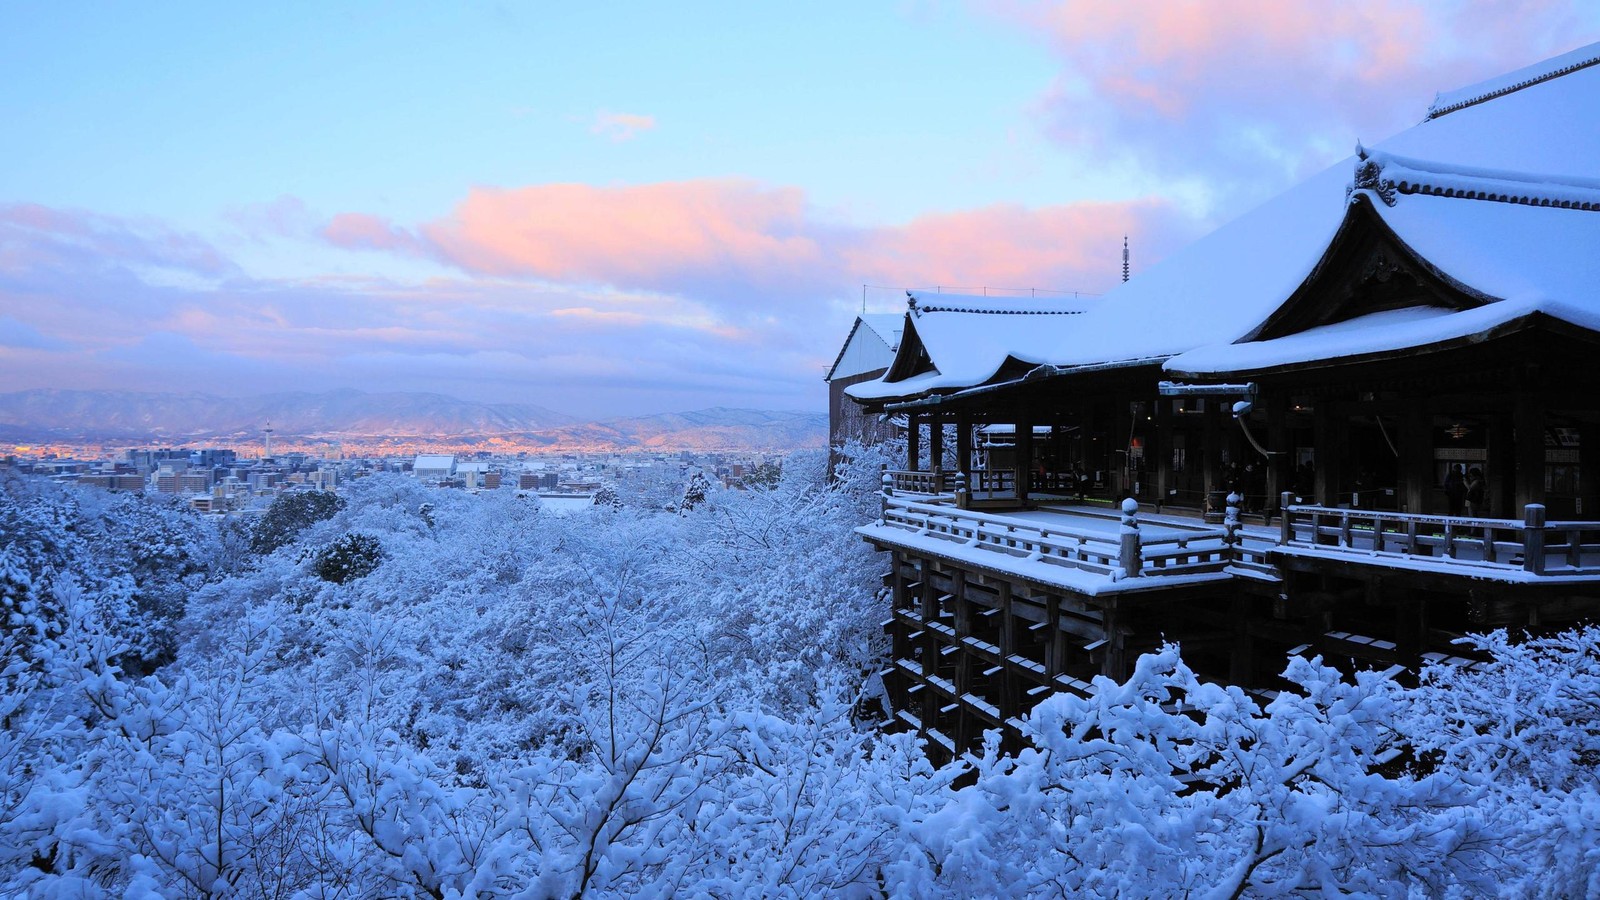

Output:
xmin=1279 ymin=491 xmax=1293 ymax=544
xmin=954 ymin=470 xmax=969 ymax=510
xmin=1224 ymin=491 xmax=1241 ymax=547
xmin=1119 ymin=497 xmax=1142 ymax=578
xmin=1523 ymin=503 xmax=1547 ymax=574
xmin=882 ymin=467 xmax=894 ymax=498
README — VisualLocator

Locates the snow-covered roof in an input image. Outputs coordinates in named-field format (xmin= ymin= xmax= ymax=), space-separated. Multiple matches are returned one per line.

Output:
xmin=848 ymin=292 xmax=1098 ymax=401
xmin=1427 ymin=42 xmax=1600 ymax=120
xmin=414 ymin=454 xmax=454 ymax=470
xmin=848 ymin=41 xmax=1600 ymax=404
xmin=824 ymin=313 xmax=905 ymax=382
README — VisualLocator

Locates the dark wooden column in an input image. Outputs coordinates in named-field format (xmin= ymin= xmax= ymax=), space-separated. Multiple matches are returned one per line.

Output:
xmin=1202 ymin=400 xmax=1222 ymax=503
xmin=1313 ymin=400 xmax=1345 ymax=506
xmin=1265 ymin=393 xmax=1290 ymax=513
xmin=1400 ymin=396 xmax=1432 ymax=514
xmin=1581 ymin=420 xmax=1600 ymax=518
xmin=1514 ymin=395 xmax=1546 ymax=512
xmin=1152 ymin=398 xmax=1171 ymax=509
xmin=927 ymin=412 xmax=945 ymax=472
xmin=906 ymin=412 xmax=921 ymax=471
xmin=1487 ymin=413 xmax=1515 ymax=517
xmin=1112 ymin=400 xmax=1132 ymax=497
xmin=956 ymin=412 xmax=973 ymax=476
xmin=1016 ymin=404 xmax=1035 ymax=503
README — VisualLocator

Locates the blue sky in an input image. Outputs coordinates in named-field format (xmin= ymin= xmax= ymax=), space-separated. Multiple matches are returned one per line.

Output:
xmin=3 ymin=2 xmax=1597 ymax=417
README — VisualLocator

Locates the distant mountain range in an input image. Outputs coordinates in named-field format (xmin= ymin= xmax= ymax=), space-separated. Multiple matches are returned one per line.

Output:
xmin=0 ymin=390 xmax=827 ymax=452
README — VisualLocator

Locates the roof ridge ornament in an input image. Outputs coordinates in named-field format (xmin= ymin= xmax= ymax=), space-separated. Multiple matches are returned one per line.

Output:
xmin=1349 ymin=142 xmax=1399 ymax=207
xmin=1350 ymin=144 xmax=1600 ymax=212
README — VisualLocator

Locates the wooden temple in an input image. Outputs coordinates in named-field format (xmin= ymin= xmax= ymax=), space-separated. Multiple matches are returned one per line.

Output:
xmin=844 ymin=44 xmax=1600 ymax=760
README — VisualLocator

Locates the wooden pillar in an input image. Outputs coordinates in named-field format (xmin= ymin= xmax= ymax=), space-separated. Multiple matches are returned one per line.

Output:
xmin=1313 ymin=400 xmax=1344 ymax=506
xmin=1487 ymin=413 xmax=1515 ymax=517
xmin=1393 ymin=589 xmax=1424 ymax=670
xmin=1100 ymin=604 xmax=1127 ymax=682
xmin=1401 ymin=396 xmax=1432 ymax=514
xmin=927 ymin=412 xmax=945 ymax=472
xmin=1112 ymin=400 xmax=1132 ymax=497
xmin=906 ymin=412 xmax=921 ymax=471
xmin=1229 ymin=594 xmax=1254 ymax=686
xmin=1514 ymin=395 xmax=1546 ymax=513
xmin=1580 ymin=420 xmax=1599 ymax=518
xmin=996 ymin=581 xmax=1018 ymax=724
xmin=1044 ymin=594 xmax=1063 ymax=676
xmin=1152 ymin=397 xmax=1171 ymax=509
xmin=956 ymin=412 xmax=973 ymax=476
xmin=1202 ymin=400 xmax=1221 ymax=503
xmin=1016 ymin=405 xmax=1034 ymax=503
xmin=1264 ymin=394 xmax=1289 ymax=513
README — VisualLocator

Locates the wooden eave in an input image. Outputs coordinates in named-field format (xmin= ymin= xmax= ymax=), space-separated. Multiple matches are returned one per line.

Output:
xmin=883 ymin=358 xmax=1168 ymax=417
xmin=1168 ymin=311 xmax=1600 ymax=386
xmin=1242 ymin=192 xmax=1499 ymax=344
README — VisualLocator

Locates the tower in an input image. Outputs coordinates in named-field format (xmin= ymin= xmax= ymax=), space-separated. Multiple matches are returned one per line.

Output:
xmin=263 ymin=421 xmax=275 ymax=460
xmin=1122 ymin=235 xmax=1130 ymax=283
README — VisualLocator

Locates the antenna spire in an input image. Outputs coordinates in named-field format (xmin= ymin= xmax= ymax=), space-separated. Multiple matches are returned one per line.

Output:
xmin=1122 ymin=235 xmax=1130 ymax=283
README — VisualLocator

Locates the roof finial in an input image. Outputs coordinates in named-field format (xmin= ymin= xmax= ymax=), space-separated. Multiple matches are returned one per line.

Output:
xmin=1121 ymin=235 xmax=1130 ymax=283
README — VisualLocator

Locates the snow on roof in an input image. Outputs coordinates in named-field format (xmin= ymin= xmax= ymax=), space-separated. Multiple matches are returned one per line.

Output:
xmin=1427 ymin=41 xmax=1600 ymax=120
xmin=824 ymin=313 xmax=905 ymax=382
xmin=1375 ymin=190 xmax=1600 ymax=308
xmin=858 ymin=313 xmax=904 ymax=348
xmin=1356 ymin=147 xmax=1600 ymax=211
xmin=847 ymin=292 xmax=1100 ymax=401
xmin=849 ymin=42 xmax=1600 ymax=403
xmin=414 ymin=454 xmax=454 ymax=470
xmin=1166 ymin=304 xmax=1516 ymax=376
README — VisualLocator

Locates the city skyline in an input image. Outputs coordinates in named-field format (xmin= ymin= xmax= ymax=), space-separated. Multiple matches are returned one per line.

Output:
xmin=3 ymin=2 xmax=1597 ymax=417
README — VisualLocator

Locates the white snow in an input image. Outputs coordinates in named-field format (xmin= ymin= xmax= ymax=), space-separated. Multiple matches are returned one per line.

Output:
xmin=1428 ymin=41 xmax=1600 ymax=120
xmin=850 ymin=41 xmax=1600 ymax=404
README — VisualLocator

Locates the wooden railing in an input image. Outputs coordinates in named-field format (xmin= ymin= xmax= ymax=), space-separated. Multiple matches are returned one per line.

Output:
xmin=872 ymin=486 xmax=1600 ymax=585
xmin=1277 ymin=493 xmax=1600 ymax=576
xmin=884 ymin=469 xmax=954 ymax=495
xmin=968 ymin=469 xmax=1015 ymax=496
xmin=876 ymin=495 xmax=1244 ymax=581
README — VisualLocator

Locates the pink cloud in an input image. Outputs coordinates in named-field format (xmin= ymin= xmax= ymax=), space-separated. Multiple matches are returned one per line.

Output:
xmin=322 ymin=212 xmax=427 ymax=255
xmin=985 ymin=0 xmax=1598 ymax=191
xmin=419 ymin=179 xmax=831 ymax=299
xmin=321 ymin=178 xmax=1202 ymax=315
xmin=591 ymin=110 xmax=657 ymax=142
xmin=850 ymin=198 xmax=1189 ymax=293
xmin=0 ymin=202 xmax=234 ymax=279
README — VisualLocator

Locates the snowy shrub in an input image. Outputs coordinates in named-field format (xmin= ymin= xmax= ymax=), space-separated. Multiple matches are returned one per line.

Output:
xmin=7 ymin=464 xmax=1600 ymax=896
xmin=249 ymin=489 xmax=346 ymax=554
xmin=312 ymin=532 xmax=385 ymax=584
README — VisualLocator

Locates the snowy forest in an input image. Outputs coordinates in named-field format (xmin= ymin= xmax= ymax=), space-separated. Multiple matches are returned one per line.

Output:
xmin=3 ymin=449 xmax=1598 ymax=898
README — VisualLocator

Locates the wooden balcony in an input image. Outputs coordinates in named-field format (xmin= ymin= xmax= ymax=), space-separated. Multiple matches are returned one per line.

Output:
xmin=1276 ymin=498 xmax=1600 ymax=581
xmin=868 ymin=479 xmax=1600 ymax=592
xmin=861 ymin=492 xmax=1276 ymax=596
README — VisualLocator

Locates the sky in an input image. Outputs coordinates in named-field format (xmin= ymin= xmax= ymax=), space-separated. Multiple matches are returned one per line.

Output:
xmin=2 ymin=2 xmax=1597 ymax=419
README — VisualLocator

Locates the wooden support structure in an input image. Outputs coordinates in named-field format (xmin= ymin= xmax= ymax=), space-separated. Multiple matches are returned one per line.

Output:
xmin=906 ymin=412 xmax=922 ymax=472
